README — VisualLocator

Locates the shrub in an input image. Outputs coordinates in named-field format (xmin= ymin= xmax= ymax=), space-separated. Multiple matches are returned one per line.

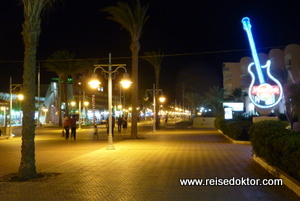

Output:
xmin=249 ymin=120 xmax=300 ymax=181
xmin=215 ymin=117 xmax=252 ymax=141
xmin=226 ymin=120 xmax=252 ymax=141
xmin=249 ymin=120 xmax=288 ymax=157
xmin=214 ymin=116 xmax=223 ymax=130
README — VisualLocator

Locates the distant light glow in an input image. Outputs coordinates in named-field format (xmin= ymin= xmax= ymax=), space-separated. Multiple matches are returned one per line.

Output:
xmin=17 ymin=94 xmax=24 ymax=100
xmin=159 ymin=96 xmax=166 ymax=103
xmin=88 ymin=80 xmax=101 ymax=89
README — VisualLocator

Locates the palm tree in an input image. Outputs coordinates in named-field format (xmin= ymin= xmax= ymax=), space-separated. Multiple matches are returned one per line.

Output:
xmin=44 ymin=50 xmax=74 ymax=126
xmin=204 ymin=86 xmax=225 ymax=117
xmin=143 ymin=50 xmax=164 ymax=128
xmin=177 ymin=82 xmax=187 ymax=111
xmin=101 ymin=0 xmax=149 ymax=138
xmin=19 ymin=0 xmax=59 ymax=181
xmin=227 ymin=88 xmax=247 ymax=102
xmin=143 ymin=50 xmax=164 ymax=88
xmin=44 ymin=50 xmax=85 ymax=126
xmin=185 ymin=92 xmax=202 ymax=117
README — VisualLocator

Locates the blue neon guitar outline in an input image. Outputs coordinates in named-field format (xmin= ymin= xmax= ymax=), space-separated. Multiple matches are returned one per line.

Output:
xmin=242 ymin=17 xmax=283 ymax=108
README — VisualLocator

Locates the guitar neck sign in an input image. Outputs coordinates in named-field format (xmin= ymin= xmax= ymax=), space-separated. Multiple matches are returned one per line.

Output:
xmin=242 ymin=17 xmax=283 ymax=108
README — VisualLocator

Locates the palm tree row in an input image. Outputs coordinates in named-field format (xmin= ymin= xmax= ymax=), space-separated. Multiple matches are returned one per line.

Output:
xmin=143 ymin=50 xmax=164 ymax=128
xmin=17 ymin=0 xmax=228 ymax=182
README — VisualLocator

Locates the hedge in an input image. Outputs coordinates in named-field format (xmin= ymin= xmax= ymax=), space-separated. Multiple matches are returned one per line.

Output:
xmin=249 ymin=120 xmax=300 ymax=181
xmin=214 ymin=117 xmax=252 ymax=141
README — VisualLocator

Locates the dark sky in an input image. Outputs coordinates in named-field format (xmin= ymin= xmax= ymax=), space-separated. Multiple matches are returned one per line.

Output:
xmin=1 ymin=0 xmax=300 ymax=102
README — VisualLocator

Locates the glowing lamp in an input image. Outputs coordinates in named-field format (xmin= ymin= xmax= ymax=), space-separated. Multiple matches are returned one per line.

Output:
xmin=159 ymin=96 xmax=166 ymax=103
xmin=71 ymin=100 xmax=76 ymax=106
xmin=88 ymin=74 xmax=101 ymax=89
xmin=84 ymin=101 xmax=89 ymax=106
xmin=17 ymin=94 xmax=24 ymax=100
xmin=120 ymin=73 xmax=132 ymax=88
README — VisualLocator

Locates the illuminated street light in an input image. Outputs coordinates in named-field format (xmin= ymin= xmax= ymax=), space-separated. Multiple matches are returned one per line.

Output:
xmin=88 ymin=74 xmax=101 ymax=89
xmin=70 ymin=100 xmax=76 ymax=107
xmin=84 ymin=101 xmax=89 ymax=106
xmin=72 ymin=95 xmax=89 ymax=129
xmin=119 ymin=73 xmax=132 ymax=89
xmin=145 ymin=84 xmax=165 ymax=133
xmin=89 ymin=53 xmax=132 ymax=150
xmin=43 ymin=107 xmax=48 ymax=124
xmin=159 ymin=95 xmax=166 ymax=103
xmin=17 ymin=94 xmax=24 ymax=101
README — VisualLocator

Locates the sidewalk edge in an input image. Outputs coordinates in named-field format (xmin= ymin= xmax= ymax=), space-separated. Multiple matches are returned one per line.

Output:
xmin=253 ymin=155 xmax=300 ymax=197
xmin=218 ymin=130 xmax=250 ymax=144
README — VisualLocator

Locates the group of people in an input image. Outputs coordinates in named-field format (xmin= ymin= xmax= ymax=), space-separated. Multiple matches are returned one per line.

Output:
xmin=117 ymin=116 xmax=128 ymax=133
xmin=104 ymin=115 xmax=128 ymax=138
xmin=63 ymin=115 xmax=77 ymax=140
xmin=63 ymin=115 xmax=128 ymax=140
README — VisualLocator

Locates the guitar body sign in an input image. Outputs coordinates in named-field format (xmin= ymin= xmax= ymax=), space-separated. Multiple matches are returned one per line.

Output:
xmin=242 ymin=17 xmax=283 ymax=108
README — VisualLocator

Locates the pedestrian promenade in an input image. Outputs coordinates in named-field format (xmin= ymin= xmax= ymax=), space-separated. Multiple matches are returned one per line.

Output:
xmin=0 ymin=127 xmax=299 ymax=200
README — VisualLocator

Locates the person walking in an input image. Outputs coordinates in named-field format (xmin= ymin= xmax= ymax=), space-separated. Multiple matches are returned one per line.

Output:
xmin=106 ymin=115 xmax=116 ymax=138
xmin=117 ymin=116 xmax=123 ymax=133
xmin=123 ymin=117 xmax=128 ymax=133
xmin=63 ymin=116 xmax=71 ymax=140
xmin=94 ymin=125 xmax=98 ymax=139
xmin=70 ymin=115 xmax=77 ymax=140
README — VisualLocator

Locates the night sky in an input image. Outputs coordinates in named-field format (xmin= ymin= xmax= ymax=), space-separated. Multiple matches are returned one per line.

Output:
xmin=1 ymin=0 xmax=300 ymax=103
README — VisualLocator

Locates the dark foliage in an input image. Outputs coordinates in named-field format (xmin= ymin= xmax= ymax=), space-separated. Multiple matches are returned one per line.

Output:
xmin=249 ymin=120 xmax=300 ymax=181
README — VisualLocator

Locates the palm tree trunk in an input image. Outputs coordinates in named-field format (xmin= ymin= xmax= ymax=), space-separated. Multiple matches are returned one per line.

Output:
xmin=63 ymin=75 xmax=69 ymax=116
xmin=18 ymin=18 xmax=38 ymax=181
xmin=58 ymin=75 xmax=63 ymax=127
xmin=155 ymin=80 xmax=160 ymax=129
xmin=130 ymin=41 xmax=139 ymax=138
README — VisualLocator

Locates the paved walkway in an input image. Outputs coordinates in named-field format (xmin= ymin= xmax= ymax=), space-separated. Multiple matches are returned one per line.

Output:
xmin=0 ymin=127 xmax=299 ymax=201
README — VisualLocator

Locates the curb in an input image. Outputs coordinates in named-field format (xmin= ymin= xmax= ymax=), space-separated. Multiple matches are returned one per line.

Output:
xmin=218 ymin=130 xmax=251 ymax=144
xmin=253 ymin=155 xmax=300 ymax=197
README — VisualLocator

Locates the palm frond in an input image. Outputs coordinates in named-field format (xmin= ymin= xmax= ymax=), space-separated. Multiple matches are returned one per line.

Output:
xmin=144 ymin=50 xmax=164 ymax=67
xmin=101 ymin=0 xmax=149 ymax=40
xmin=20 ymin=0 xmax=60 ymax=17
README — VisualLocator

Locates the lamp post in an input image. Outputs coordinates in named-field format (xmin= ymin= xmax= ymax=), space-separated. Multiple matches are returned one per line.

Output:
xmin=9 ymin=77 xmax=22 ymax=139
xmin=89 ymin=53 xmax=132 ymax=150
xmin=72 ymin=95 xmax=89 ymax=129
xmin=42 ymin=107 xmax=48 ymax=124
xmin=83 ymin=99 xmax=89 ymax=126
xmin=145 ymin=84 xmax=165 ymax=133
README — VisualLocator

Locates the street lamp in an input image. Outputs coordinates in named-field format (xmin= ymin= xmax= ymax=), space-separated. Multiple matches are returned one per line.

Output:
xmin=43 ymin=107 xmax=48 ymax=124
xmin=89 ymin=53 xmax=132 ymax=150
xmin=70 ymin=100 xmax=76 ymax=107
xmin=9 ymin=77 xmax=23 ymax=139
xmin=145 ymin=84 xmax=165 ymax=133
xmin=72 ymin=95 xmax=89 ymax=129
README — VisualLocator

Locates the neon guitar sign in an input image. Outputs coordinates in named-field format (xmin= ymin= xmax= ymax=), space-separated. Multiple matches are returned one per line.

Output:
xmin=242 ymin=17 xmax=283 ymax=108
